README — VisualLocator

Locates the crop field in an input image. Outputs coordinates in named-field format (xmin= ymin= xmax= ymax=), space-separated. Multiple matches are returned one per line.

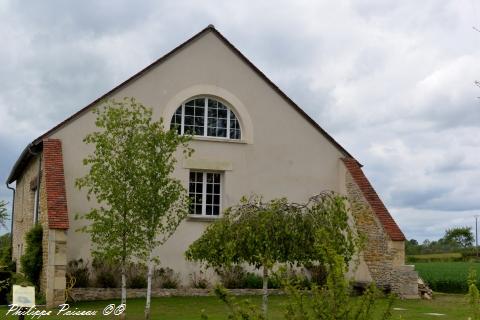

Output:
xmin=408 ymin=252 xmax=462 ymax=262
xmin=414 ymin=261 xmax=480 ymax=293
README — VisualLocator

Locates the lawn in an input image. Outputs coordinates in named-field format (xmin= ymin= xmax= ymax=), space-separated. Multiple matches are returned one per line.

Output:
xmin=0 ymin=294 xmax=472 ymax=319
xmin=414 ymin=261 xmax=480 ymax=293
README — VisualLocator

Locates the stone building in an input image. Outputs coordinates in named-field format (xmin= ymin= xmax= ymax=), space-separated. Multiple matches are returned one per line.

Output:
xmin=6 ymin=25 xmax=418 ymax=306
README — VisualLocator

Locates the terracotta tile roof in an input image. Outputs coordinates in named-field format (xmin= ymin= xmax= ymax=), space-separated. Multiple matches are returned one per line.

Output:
xmin=342 ymin=157 xmax=405 ymax=241
xmin=43 ymin=139 xmax=69 ymax=229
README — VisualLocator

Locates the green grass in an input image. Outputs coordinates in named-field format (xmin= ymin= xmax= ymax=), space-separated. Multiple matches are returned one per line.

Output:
xmin=0 ymin=294 xmax=473 ymax=319
xmin=414 ymin=261 xmax=480 ymax=293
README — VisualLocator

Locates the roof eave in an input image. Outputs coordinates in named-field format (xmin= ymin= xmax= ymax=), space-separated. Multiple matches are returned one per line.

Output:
xmin=6 ymin=141 xmax=43 ymax=184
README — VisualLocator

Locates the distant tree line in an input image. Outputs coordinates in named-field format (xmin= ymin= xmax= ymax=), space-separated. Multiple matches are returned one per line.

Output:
xmin=406 ymin=227 xmax=475 ymax=255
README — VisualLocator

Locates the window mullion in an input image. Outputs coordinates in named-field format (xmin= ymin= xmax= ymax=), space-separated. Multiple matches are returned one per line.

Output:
xmin=202 ymin=172 xmax=207 ymax=215
xmin=227 ymin=110 xmax=231 ymax=139
xmin=181 ymin=103 xmax=185 ymax=135
xmin=204 ymin=97 xmax=208 ymax=137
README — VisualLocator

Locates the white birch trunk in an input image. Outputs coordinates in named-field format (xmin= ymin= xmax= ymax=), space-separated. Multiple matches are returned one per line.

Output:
xmin=120 ymin=266 xmax=127 ymax=320
xmin=262 ymin=265 xmax=269 ymax=318
xmin=145 ymin=253 xmax=153 ymax=320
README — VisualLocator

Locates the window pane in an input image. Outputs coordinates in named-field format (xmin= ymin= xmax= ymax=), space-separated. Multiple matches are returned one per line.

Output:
xmin=216 ymin=128 xmax=226 ymax=138
xmin=184 ymin=116 xmax=194 ymax=126
xmin=185 ymin=105 xmax=195 ymax=116
xmin=213 ymin=206 xmax=220 ymax=216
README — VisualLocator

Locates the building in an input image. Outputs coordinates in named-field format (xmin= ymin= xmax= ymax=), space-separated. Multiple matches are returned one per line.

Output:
xmin=6 ymin=25 xmax=418 ymax=306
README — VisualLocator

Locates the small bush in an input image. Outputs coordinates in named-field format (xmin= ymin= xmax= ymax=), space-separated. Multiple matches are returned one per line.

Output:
xmin=0 ymin=270 xmax=12 ymax=305
xmin=92 ymin=259 xmax=120 ymax=288
xmin=155 ymin=267 xmax=180 ymax=289
xmin=218 ymin=266 xmax=247 ymax=289
xmin=66 ymin=259 xmax=90 ymax=288
xmin=244 ymin=273 xmax=263 ymax=289
xmin=307 ymin=264 xmax=327 ymax=286
xmin=128 ymin=274 xmax=147 ymax=289
xmin=190 ymin=271 xmax=209 ymax=289
xmin=126 ymin=262 xmax=147 ymax=289
xmin=20 ymin=224 xmax=43 ymax=287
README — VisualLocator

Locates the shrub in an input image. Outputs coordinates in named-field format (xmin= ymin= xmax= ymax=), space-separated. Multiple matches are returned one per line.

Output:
xmin=244 ymin=273 xmax=262 ymax=289
xmin=92 ymin=259 xmax=120 ymax=288
xmin=127 ymin=262 xmax=147 ymax=289
xmin=66 ymin=259 xmax=90 ymax=288
xmin=218 ymin=266 xmax=247 ymax=289
xmin=155 ymin=267 xmax=180 ymax=289
xmin=128 ymin=274 xmax=147 ymax=289
xmin=0 ymin=270 xmax=12 ymax=305
xmin=190 ymin=271 xmax=209 ymax=289
xmin=307 ymin=264 xmax=327 ymax=286
xmin=20 ymin=224 xmax=43 ymax=287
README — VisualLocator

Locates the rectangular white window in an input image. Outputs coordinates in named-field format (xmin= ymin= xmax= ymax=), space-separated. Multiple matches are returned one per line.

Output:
xmin=33 ymin=187 xmax=39 ymax=224
xmin=189 ymin=171 xmax=221 ymax=216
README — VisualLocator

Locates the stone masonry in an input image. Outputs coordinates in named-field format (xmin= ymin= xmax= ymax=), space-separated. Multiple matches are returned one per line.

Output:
xmin=342 ymin=158 xmax=419 ymax=298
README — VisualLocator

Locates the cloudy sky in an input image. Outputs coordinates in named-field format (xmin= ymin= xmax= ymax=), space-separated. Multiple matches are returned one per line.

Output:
xmin=1 ymin=0 xmax=479 ymax=241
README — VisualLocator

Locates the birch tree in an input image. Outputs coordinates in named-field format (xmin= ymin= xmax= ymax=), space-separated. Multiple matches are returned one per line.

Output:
xmin=130 ymin=109 xmax=192 ymax=320
xmin=76 ymin=98 xmax=191 ymax=319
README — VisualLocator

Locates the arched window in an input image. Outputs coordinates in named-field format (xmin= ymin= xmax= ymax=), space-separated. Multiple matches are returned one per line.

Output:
xmin=170 ymin=97 xmax=241 ymax=140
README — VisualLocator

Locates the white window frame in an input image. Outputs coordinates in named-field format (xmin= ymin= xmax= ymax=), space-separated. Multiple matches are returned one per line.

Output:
xmin=175 ymin=97 xmax=241 ymax=140
xmin=189 ymin=171 xmax=222 ymax=217
xmin=33 ymin=187 xmax=39 ymax=224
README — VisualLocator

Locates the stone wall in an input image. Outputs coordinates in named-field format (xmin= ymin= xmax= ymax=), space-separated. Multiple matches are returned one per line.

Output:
xmin=70 ymin=288 xmax=284 ymax=302
xmin=345 ymin=171 xmax=418 ymax=298
xmin=12 ymin=155 xmax=40 ymax=270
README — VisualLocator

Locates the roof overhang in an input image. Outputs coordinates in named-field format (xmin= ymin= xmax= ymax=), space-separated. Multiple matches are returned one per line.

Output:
xmin=6 ymin=141 xmax=43 ymax=184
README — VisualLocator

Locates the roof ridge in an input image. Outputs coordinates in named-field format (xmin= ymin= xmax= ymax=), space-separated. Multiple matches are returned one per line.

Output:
xmin=8 ymin=25 xmax=354 ymax=183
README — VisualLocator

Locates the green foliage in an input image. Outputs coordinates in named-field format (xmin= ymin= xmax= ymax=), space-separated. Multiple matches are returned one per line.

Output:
xmin=407 ymin=252 xmax=463 ymax=263
xmin=127 ymin=262 xmax=147 ymax=289
xmin=218 ymin=266 xmax=248 ymax=289
xmin=155 ymin=267 xmax=180 ymax=289
xmin=0 ymin=233 xmax=13 ymax=270
xmin=467 ymin=268 xmax=480 ymax=320
xmin=186 ymin=192 xmax=359 ymax=270
xmin=92 ymin=259 xmax=119 ymax=288
xmin=20 ymin=224 xmax=42 ymax=287
xmin=187 ymin=192 xmax=361 ymax=317
xmin=208 ymin=255 xmax=393 ymax=320
xmin=76 ymin=97 xmax=192 ymax=316
xmin=128 ymin=274 xmax=147 ymax=289
xmin=0 ymin=200 xmax=8 ymax=230
xmin=0 ymin=270 xmax=12 ymax=305
xmin=190 ymin=271 xmax=209 ymax=289
xmin=66 ymin=259 xmax=90 ymax=288
xmin=443 ymin=227 xmax=474 ymax=248
xmin=406 ymin=227 xmax=475 ymax=256
xmin=208 ymin=285 xmax=266 ymax=320
xmin=76 ymin=98 xmax=156 ymax=264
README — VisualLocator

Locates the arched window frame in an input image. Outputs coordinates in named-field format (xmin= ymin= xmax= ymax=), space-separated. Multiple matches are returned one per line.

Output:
xmin=171 ymin=96 xmax=242 ymax=140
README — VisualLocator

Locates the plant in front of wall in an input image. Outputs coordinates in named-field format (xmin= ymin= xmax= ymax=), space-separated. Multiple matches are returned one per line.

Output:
xmin=20 ymin=224 xmax=42 ymax=288
xmin=0 ymin=200 xmax=8 ymax=230
xmin=76 ymin=98 xmax=193 ymax=320
xmin=186 ymin=192 xmax=360 ymax=318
